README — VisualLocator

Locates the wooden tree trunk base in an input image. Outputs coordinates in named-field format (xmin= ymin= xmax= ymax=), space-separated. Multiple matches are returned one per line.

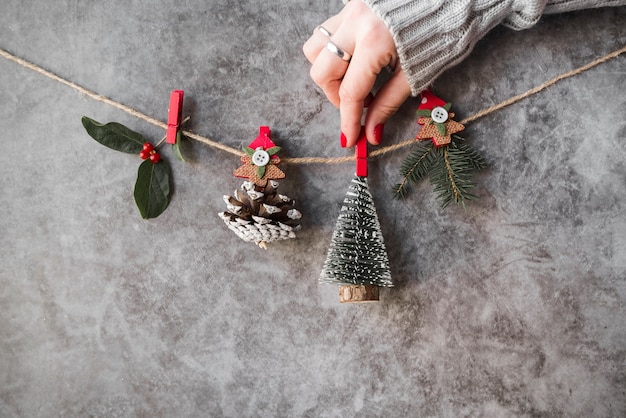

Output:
xmin=339 ymin=285 xmax=379 ymax=303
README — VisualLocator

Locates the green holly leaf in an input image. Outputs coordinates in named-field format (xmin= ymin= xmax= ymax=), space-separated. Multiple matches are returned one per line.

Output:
xmin=172 ymin=131 xmax=185 ymax=162
xmin=266 ymin=146 xmax=281 ymax=156
xmin=256 ymin=165 xmax=266 ymax=180
xmin=134 ymin=159 xmax=170 ymax=219
xmin=81 ymin=116 xmax=145 ymax=154
xmin=436 ymin=123 xmax=446 ymax=136
xmin=417 ymin=109 xmax=431 ymax=117
xmin=244 ymin=147 xmax=255 ymax=157
xmin=443 ymin=103 xmax=452 ymax=111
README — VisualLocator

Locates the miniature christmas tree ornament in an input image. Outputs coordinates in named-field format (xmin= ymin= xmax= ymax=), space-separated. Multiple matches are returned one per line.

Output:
xmin=320 ymin=128 xmax=393 ymax=303
xmin=219 ymin=126 xmax=301 ymax=249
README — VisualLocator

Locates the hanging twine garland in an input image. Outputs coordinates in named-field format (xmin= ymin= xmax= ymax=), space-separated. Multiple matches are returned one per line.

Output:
xmin=3 ymin=44 xmax=624 ymax=296
xmin=1 ymin=45 xmax=625 ymax=162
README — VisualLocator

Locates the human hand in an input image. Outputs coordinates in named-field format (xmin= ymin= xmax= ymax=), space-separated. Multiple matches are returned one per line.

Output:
xmin=302 ymin=0 xmax=411 ymax=148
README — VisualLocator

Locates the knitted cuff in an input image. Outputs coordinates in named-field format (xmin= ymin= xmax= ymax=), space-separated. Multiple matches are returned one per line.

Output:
xmin=544 ymin=0 xmax=626 ymax=13
xmin=361 ymin=0 xmax=550 ymax=96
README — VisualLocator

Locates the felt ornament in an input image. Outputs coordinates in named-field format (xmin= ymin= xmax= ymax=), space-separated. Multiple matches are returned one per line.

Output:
xmin=394 ymin=90 xmax=487 ymax=208
xmin=220 ymin=127 xmax=301 ymax=249
xmin=416 ymin=91 xmax=465 ymax=147
xmin=233 ymin=126 xmax=285 ymax=187
xmin=320 ymin=129 xmax=393 ymax=303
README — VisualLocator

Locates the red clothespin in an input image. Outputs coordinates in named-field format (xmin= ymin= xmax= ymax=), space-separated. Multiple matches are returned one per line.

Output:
xmin=418 ymin=89 xmax=447 ymax=110
xmin=248 ymin=126 xmax=275 ymax=151
xmin=355 ymin=127 xmax=368 ymax=177
xmin=166 ymin=90 xmax=184 ymax=144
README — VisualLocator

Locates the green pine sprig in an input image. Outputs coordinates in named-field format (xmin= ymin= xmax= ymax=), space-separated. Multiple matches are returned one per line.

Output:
xmin=393 ymin=135 xmax=486 ymax=208
xmin=393 ymin=141 xmax=436 ymax=199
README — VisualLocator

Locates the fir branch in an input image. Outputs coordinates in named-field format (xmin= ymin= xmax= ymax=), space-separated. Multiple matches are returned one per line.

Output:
xmin=393 ymin=182 xmax=408 ymax=199
xmin=430 ymin=139 xmax=485 ymax=208
xmin=443 ymin=147 xmax=461 ymax=207
xmin=452 ymin=135 xmax=487 ymax=170
xmin=393 ymin=136 xmax=486 ymax=208
xmin=393 ymin=141 xmax=436 ymax=198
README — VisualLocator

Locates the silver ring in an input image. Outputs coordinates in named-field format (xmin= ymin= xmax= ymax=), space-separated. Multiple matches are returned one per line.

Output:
xmin=326 ymin=40 xmax=352 ymax=62
xmin=317 ymin=26 xmax=332 ymax=38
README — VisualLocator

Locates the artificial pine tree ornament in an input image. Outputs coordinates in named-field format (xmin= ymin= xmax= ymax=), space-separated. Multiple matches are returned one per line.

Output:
xmin=394 ymin=90 xmax=487 ymax=208
xmin=219 ymin=127 xmax=301 ymax=249
xmin=320 ymin=129 xmax=393 ymax=303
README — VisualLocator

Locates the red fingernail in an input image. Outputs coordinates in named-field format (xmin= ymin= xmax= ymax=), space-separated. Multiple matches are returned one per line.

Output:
xmin=374 ymin=124 xmax=384 ymax=144
xmin=340 ymin=132 xmax=347 ymax=148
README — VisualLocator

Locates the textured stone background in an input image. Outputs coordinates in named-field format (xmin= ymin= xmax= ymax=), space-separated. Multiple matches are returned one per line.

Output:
xmin=1 ymin=1 xmax=625 ymax=417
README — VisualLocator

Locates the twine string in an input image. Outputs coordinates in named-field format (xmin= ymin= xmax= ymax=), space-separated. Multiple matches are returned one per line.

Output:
xmin=0 ymin=48 xmax=245 ymax=158
xmin=2 ymin=44 xmax=624 ymax=164
xmin=458 ymin=44 xmax=626 ymax=126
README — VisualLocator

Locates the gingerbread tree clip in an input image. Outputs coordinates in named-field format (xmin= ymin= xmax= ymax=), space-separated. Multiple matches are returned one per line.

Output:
xmin=416 ymin=90 xmax=465 ymax=147
xmin=233 ymin=126 xmax=285 ymax=188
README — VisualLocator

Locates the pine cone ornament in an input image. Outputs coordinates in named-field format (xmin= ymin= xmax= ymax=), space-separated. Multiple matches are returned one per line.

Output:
xmin=219 ymin=126 xmax=301 ymax=249
xmin=219 ymin=180 xmax=301 ymax=249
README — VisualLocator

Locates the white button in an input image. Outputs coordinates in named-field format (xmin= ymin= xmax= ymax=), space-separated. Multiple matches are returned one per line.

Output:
xmin=252 ymin=148 xmax=270 ymax=166
xmin=431 ymin=106 xmax=449 ymax=123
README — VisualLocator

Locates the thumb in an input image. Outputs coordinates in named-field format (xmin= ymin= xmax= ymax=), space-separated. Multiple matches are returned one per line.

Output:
xmin=364 ymin=69 xmax=411 ymax=145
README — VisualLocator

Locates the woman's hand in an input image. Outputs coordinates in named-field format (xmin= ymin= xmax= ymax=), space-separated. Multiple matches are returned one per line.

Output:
xmin=303 ymin=0 xmax=411 ymax=148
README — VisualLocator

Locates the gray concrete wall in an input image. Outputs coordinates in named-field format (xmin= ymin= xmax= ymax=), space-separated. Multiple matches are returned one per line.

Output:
xmin=1 ymin=1 xmax=625 ymax=416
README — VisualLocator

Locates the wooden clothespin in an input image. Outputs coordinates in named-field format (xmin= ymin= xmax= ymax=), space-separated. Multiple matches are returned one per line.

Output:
xmin=166 ymin=90 xmax=184 ymax=144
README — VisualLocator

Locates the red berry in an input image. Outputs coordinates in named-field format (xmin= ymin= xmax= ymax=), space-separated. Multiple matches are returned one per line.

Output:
xmin=149 ymin=152 xmax=161 ymax=163
xmin=139 ymin=149 xmax=150 ymax=160
xmin=143 ymin=142 xmax=154 ymax=152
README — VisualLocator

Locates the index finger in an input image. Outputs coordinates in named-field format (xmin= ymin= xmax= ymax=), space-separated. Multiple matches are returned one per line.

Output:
xmin=338 ymin=49 xmax=379 ymax=148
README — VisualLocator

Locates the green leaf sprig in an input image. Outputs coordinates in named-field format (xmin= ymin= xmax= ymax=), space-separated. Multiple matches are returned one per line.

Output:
xmin=81 ymin=116 xmax=187 ymax=219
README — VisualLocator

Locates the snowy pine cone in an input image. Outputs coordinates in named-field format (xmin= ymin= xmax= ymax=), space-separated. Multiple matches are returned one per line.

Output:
xmin=219 ymin=180 xmax=301 ymax=248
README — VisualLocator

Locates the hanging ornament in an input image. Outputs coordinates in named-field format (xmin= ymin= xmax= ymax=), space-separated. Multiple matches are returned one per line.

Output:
xmin=219 ymin=126 xmax=301 ymax=249
xmin=320 ymin=128 xmax=393 ymax=303
xmin=394 ymin=90 xmax=487 ymax=208
xmin=415 ymin=92 xmax=465 ymax=147
xmin=233 ymin=126 xmax=285 ymax=187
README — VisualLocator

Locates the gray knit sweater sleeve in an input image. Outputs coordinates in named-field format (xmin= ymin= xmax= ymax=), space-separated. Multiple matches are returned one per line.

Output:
xmin=358 ymin=0 xmax=626 ymax=95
